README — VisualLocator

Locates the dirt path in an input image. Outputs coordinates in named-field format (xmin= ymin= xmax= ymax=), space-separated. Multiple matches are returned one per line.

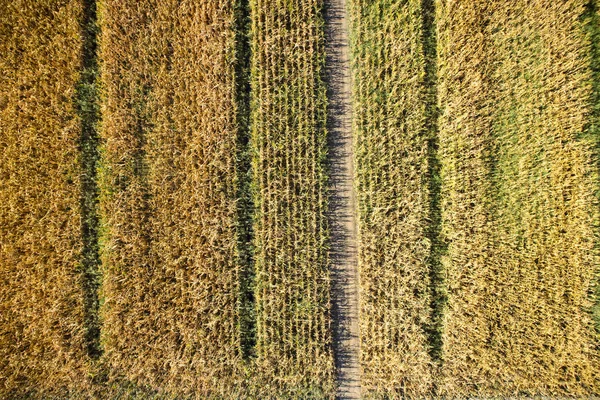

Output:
xmin=324 ymin=0 xmax=361 ymax=398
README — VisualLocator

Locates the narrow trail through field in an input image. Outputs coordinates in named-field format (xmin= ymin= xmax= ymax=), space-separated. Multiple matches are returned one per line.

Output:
xmin=324 ymin=0 xmax=360 ymax=398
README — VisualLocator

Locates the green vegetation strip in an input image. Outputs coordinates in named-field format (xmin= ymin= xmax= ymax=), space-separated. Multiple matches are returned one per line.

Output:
xmin=234 ymin=0 xmax=257 ymax=360
xmin=438 ymin=0 xmax=600 ymax=396
xmin=249 ymin=0 xmax=335 ymax=396
xmin=0 ymin=0 xmax=91 ymax=396
xmin=349 ymin=0 xmax=436 ymax=396
xmin=98 ymin=0 xmax=244 ymax=396
xmin=78 ymin=0 xmax=102 ymax=361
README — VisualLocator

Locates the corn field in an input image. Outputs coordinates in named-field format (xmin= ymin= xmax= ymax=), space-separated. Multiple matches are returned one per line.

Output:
xmin=1 ymin=0 xmax=599 ymax=398
xmin=250 ymin=0 xmax=335 ymax=396
xmin=98 ymin=0 xmax=244 ymax=396
xmin=349 ymin=0 xmax=436 ymax=397
xmin=0 ymin=1 xmax=90 ymax=396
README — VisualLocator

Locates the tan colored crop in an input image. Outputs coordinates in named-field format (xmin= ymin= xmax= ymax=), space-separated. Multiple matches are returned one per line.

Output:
xmin=0 ymin=0 xmax=91 ymax=397
xmin=97 ymin=0 xmax=244 ymax=396
xmin=438 ymin=0 xmax=600 ymax=396
xmin=349 ymin=0 xmax=437 ymax=397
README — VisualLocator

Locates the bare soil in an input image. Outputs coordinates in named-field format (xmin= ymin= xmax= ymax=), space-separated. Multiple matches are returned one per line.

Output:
xmin=324 ymin=0 xmax=361 ymax=398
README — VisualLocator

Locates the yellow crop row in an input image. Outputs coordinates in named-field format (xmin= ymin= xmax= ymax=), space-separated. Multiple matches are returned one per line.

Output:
xmin=349 ymin=0 xmax=437 ymax=397
xmin=438 ymin=0 xmax=600 ymax=396
xmin=98 ymin=0 xmax=244 ymax=396
xmin=0 ymin=0 xmax=90 ymax=397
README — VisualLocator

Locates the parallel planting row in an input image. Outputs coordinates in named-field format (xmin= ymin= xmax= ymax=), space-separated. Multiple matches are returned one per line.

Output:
xmin=250 ymin=0 xmax=335 ymax=396
xmin=2 ymin=0 xmax=600 ymax=398
xmin=349 ymin=0 xmax=436 ymax=396
xmin=98 ymin=0 xmax=243 ymax=396
xmin=100 ymin=0 xmax=334 ymax=396
xmin=350 ymin=0 xmax=600 ymax=397
xmin=0 ymin=0 xmax=333 ymax=397
xmin=0 ymin=1 xmax=90 ymax=397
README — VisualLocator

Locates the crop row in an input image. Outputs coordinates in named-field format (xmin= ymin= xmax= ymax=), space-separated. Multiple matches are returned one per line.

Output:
xmin=437 ymin=0 xmax=600 ymax=395
xmin=98 ymin=0 xmax=244 ymax=396
xmin=350 ymin=0 xmax=600 ymax=397
xmin=349 ymin=0 xmax=436 ymax=397
xmin=0 ymin=1 xmax=90 ymax=397
xmin=250 ymin=0 xmax=335 ymax=396
xmin=3 ymin=0 xmax=600 ymax=398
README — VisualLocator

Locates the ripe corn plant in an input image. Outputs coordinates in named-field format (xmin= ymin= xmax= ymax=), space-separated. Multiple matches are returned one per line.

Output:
xmin=437 ymin=0 xmax=600 ymax=396
xmin=0 ymin=0 xmax=92 ymax=397
xmin=97 ymin=0 xmax=245 ymax=396
xmin=249 ymin=0 xmax=335 ymax=396
xmin=349 ymin=0 xmax=438 ymax=396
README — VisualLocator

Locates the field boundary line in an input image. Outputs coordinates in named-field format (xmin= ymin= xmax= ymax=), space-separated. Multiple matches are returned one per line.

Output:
xmin=421 ymin=0 xmax=444 ymax=382
xmin=77 ymin=0 xmax=102 ymax=360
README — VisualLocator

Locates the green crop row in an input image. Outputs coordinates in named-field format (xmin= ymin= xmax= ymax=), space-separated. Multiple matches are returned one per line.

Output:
xmin=249 ymin=0 xmax=335 ymax=396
